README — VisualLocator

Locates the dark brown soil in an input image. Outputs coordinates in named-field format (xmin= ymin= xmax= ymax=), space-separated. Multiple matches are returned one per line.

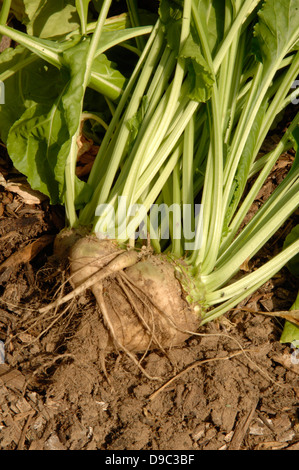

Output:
xmin=0 ymin=137 xmax=298 ymax=451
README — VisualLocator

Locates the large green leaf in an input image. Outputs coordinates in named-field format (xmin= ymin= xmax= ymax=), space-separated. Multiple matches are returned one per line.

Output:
xmin=7 ymin=102 xmax=67 ymax=204
xmin=7 ymin=103 xmax=65 ymax=203
xmin=23 ymin=0 xmax=80 ymax=38
xmin=6 ymin=40 xmax=92 ymax=206
xmin=0 ymin=22 xmax=127 ymax=101
xmin=0 ymin=45 xmax=64 ymax=143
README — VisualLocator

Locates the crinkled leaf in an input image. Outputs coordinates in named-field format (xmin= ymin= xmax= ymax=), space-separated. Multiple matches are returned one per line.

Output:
xmin=180 ymin=35 xmax=214 ymax=102
xmin=159 ymin=0 xmax=183 ymax=23
xmin=160 ymin=0 xmax=224 ymax=56
xmin=159 ymin=0 xmax=183 ymax=52
xmin=254 ymin=0 xmax=299 ymax=68
xmin=160 ymin=0 xmax=215 ymax=102
xmin=23 ymin=0 xmax=80 ymax=38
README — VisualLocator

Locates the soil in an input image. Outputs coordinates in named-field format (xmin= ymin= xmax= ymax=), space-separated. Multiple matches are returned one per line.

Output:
xmin=0 ymin=122 xmax=299 ymax=451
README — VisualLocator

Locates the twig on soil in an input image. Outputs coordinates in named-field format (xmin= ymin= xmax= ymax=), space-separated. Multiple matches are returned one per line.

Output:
xmin=147 ymin=349 xmax=251 ymax=401
xmin=17 ymin=411 xmax=36 ymax=450
xmin=231 ymin=306 xmax=299 ymax=326
xmin=0 ymin=235 xmax=54 ymax=270
xmin=255 ymin=409 xmax=276 ymax=434
xmin=228 ymin=398 xmax=259 ymax=450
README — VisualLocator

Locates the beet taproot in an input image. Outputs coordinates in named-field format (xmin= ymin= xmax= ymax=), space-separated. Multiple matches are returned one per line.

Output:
xmin=66 ymin=235 xmax=200 ymax=353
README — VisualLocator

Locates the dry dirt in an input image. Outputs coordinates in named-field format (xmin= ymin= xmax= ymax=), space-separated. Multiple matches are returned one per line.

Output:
xmin=0 ymin=130 xmax=299 ymax=451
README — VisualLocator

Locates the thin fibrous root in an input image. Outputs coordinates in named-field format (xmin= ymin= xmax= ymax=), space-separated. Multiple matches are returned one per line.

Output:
xmin=117 ymin=272 xmax=170 ymax=359
xmin=117 ymin=274 xmax=157 ymax=351
xmin=32 ymin=353 xmax=75 ymax=377
xmin=147 ymin=350 xmax=251 ymax=401
xmin=39 ymin=250 xmax=140 ymax=315
xmin=93 ymin=282 xmax=163 ymax=382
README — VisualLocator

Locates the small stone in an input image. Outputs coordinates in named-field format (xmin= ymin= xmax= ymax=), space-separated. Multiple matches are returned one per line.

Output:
xmin=44 ymin=433 xmax=66 ymax=451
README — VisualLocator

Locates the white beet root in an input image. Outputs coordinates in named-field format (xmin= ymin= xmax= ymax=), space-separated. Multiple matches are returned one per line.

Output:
xmin=68 ymin=236 xmax=200 ymax=353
